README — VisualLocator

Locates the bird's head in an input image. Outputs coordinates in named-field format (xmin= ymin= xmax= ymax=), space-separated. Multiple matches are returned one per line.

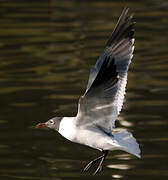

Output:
xmin=36 ymin=117 xmax=62 ymax=131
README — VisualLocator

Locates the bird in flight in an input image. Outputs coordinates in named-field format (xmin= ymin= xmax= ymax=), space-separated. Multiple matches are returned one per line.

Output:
xmin=36 ymin=8 xmax=141 ymax=175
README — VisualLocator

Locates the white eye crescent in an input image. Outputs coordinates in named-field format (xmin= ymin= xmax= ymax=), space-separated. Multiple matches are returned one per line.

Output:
xmin=49 ymin=120 xmax=54 ymax=124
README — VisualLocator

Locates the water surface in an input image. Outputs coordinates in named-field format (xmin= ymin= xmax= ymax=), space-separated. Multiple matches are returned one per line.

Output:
xmin=0 ymin=0 xmax=168 ymax=179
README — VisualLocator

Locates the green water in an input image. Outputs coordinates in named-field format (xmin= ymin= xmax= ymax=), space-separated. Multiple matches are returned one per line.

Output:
xmin=0 ymin=0 xmax=168 ymax=179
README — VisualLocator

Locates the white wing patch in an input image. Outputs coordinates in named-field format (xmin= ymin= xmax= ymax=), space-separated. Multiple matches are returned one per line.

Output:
xmin=114 ymin=73 xmax=128 ymax=115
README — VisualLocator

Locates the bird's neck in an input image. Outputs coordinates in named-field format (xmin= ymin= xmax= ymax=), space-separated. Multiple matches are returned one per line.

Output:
xmin=58 ymin=117 xmax=76 ymax=141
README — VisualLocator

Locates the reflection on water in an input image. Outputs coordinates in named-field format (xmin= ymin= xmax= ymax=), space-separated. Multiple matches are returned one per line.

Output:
xmin=0 ymin=0 xmax=168 ymax=179
xmin=112 ymin=174 xmax=123 ymax=179
xmin=107 ymin=164 xmax=134 ymax=170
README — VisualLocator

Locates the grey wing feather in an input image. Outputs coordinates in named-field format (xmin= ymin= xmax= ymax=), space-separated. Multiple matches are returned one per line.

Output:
xmin=86 ymin=8 xmax=133 ymax=91
xmin=76 ymin=8 xmax=135 ymax=133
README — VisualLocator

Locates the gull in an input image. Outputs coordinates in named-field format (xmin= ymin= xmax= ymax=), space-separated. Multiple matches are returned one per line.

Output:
xmin=36 ymin=8 xmax=141 ymax=175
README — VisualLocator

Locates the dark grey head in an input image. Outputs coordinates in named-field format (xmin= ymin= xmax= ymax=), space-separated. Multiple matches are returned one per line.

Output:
xmin=36 ymin=117 xmax=63 ymax=131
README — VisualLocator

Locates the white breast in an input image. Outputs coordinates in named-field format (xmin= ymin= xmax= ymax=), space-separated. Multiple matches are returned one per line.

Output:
xmin=58 ymin=117 xmax=76 ymax=141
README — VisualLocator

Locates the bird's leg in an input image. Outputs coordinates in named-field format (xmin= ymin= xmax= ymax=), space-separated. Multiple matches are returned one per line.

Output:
xmin=93 ymin=150 xmax=108 ymax=175
xmin=83 ymin=154 xmax=104 ymax=172
xmin=83 ymin=150 xmax=108 ymax=174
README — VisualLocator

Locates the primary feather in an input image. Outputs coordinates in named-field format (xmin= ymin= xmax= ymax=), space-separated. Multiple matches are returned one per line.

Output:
xmin=76 ymin=8 xmax=135 ymax=133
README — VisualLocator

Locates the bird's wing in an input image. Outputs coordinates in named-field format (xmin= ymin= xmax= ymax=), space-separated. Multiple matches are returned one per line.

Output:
xmin=75 ymin=8 xmax=135 ymax=133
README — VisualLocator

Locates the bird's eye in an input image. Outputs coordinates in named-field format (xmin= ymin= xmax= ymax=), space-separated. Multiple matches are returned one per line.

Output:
xmin=49 ymin=120 xmax=54 ymax=124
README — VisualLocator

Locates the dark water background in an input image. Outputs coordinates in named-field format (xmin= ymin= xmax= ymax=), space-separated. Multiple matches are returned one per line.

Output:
xmin=0 ymin=0 xmax=168 ymax=179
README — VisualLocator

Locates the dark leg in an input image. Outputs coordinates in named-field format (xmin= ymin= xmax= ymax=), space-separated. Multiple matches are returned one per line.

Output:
xmin=83 ymin=154 xmax=105 ymax=172
xmin=93 ymin=150 xmax=108 ymax=175
xmin=83 ymin=150 xmax=108 ymax=175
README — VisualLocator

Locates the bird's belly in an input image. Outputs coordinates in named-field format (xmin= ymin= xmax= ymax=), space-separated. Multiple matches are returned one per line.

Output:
xmin=73 ymin=127 xmax=117 ymax=151
xmin=59 ymin=118 xmax=118 ymax=151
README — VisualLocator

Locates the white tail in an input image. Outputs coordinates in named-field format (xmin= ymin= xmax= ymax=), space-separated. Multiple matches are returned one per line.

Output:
xmin=113 ymin=129 xmax=141 ymax=158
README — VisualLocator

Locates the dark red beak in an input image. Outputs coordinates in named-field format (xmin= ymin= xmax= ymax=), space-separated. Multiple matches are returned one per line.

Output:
xmin=36 ymin=123 xmax=47 ymax=128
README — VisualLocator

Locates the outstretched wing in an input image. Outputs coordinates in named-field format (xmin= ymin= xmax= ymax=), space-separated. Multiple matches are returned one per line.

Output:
xmin=75 ymin=8 xmax=135 ymax=133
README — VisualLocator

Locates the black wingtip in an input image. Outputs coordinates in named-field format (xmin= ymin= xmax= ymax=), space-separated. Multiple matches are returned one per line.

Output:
xmin=89 ymin=56 xmax=118 ymax=91
xmin=105 ymin=8 xmax=135 ymax=47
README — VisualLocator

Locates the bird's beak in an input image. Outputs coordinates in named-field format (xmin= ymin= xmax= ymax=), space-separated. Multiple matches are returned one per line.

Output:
xmin=36 ymin=122 xmax=47 ymax=128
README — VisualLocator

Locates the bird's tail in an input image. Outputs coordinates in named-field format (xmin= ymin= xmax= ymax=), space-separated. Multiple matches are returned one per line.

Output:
xmin=113 ymin=129 xmax=141 ymax=158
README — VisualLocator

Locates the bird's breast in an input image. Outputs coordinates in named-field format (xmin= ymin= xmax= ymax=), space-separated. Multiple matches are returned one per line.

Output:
xmin=58 ymin=117 xmax=117 ymax=151
xmin=58 ymin=117 xmax=77 ymax=141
